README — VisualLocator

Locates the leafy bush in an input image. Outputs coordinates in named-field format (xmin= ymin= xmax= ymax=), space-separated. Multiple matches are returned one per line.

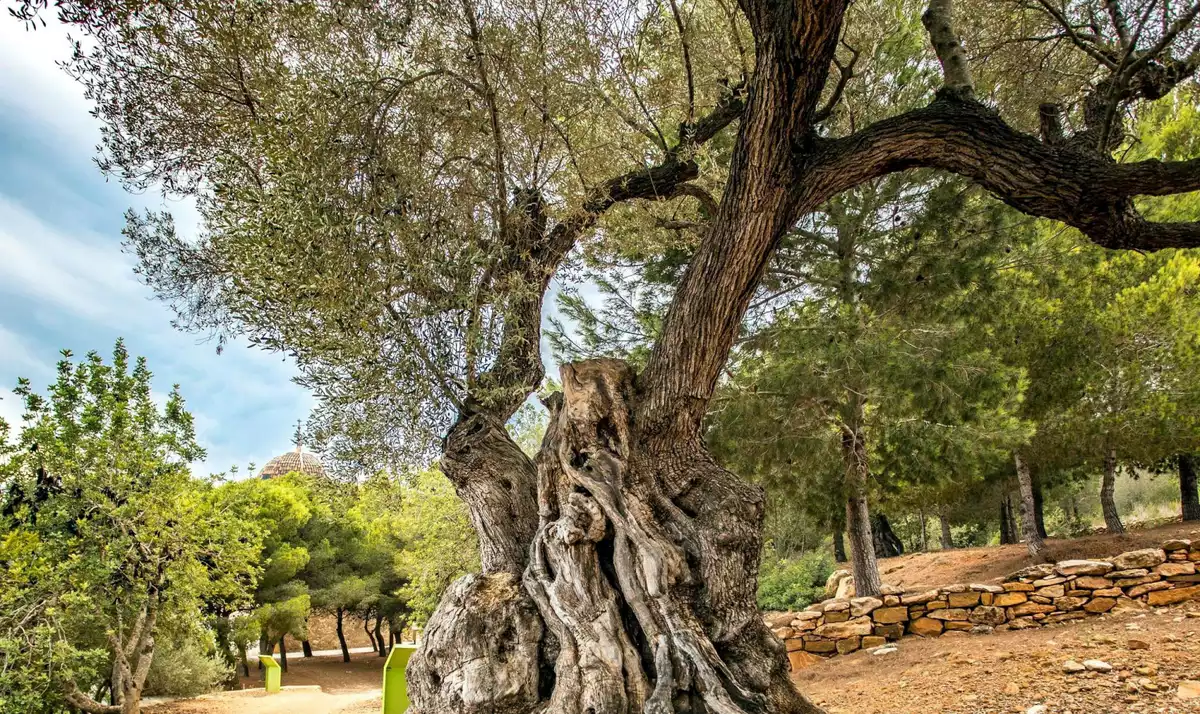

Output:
xmin=143 ymin=631 xmax=231 ymax=697
xmin=757 ymin=548 xmax=835 ymax=612
xmin=950 ymin=521 xmax=990 ymax=548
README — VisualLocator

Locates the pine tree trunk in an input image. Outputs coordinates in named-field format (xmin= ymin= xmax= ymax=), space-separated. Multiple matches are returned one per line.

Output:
xmin=1031 ymin=474 xmax=1047 ymax=539
xmin=374 ymin=613 xmax=387 ymax=658
xmin=364 ymin=615 xmax=376 ymax=654
xmin=939 ymin=511 xmax=954 ymax=550
xmin=998 ymin=497 xmax=1014 ymax=544
xmin=918 ymin=507 xmax=928 ymax=552
xmin=871 ymin=513 xmax=903 ymax=558
xmin=407 ymin=360 xmax=825 ymax=714
xmin=302 ymin=640 xmax=313 ymax=658
xmin=336 ymin=608 xmax=350 ymax=663
xmin=1179 ymin=454 xmax=1200 ymax=522
xmin=240 ymin=647 xmax=250 ymax=677
xmin=278 ymin=636 xmax=288 ymax=673
xmin=832 ymin=529 xmax=847 ymax=563
xmin=1014 ymin=453 xmax=1047 ymax=559
xmin=1101 ymin=449 xmax=1125 ymax=534
xmin=843 ymin=427 xmax=883 ymax=597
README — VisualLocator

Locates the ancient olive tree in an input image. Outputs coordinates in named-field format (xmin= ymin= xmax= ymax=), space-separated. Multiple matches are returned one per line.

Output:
xmin=17 ymin=0 xmax=1200 ymax=709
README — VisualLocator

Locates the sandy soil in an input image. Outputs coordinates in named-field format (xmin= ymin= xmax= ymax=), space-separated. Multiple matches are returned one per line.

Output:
xmin=875 ymin=521 xmax=1200 ymax=590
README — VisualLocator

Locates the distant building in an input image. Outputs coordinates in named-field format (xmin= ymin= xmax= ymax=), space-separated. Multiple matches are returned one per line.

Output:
xmin=258 ymin=444 xmax=327 ymax=480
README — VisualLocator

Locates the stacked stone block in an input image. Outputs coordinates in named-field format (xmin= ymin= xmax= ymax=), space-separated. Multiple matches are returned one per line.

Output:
xmin=765 ymin=539 xmax=1200 ymax=669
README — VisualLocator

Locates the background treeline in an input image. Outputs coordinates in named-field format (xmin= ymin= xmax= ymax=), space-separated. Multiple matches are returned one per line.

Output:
xmin=0 ymin=342 xmax=479 ymax=714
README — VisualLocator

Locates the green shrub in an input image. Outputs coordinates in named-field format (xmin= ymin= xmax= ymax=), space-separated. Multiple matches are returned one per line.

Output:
xmin=143 ymin=633 xmax=231 ymax=697
xmin=950 ymin=521 xmax=990 ymax=548
xmin=757 ymin=548 xmax=834 ymax=612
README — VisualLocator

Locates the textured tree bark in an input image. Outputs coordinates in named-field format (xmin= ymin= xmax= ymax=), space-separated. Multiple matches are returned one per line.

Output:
xmin=842 ymin=424 xmax=882 ymax=598
xmin=1031 ymin=474 xmax=1048 ymax=539
xmin=919 ymin=507 xmax=928 ymax=552
xmin=833 ymin=529 xmax=847 ymax=563
xmin=302 ymin=639 xmax=314 ymax=658
xmin=409 ymin=360 xmax=825 ymax=714
xmin=278 ymin=636 xmax=288 ymax=672
xmin=1179 ymin=454 xmax=1200 ymax=522
xmin=1101 ymin=449 xmax=1125 ymax=534
xmin=938 ymin=511 xmax=954 ymax=550
xmin=1014 ymin=454 xmax=1047 ymax=559
xmin=442 ymin=410 xmax=540 ymax=576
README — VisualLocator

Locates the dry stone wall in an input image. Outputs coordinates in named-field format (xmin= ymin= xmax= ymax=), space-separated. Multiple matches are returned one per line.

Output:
xmin=765 ymin=538 xmax=1200 ymax=670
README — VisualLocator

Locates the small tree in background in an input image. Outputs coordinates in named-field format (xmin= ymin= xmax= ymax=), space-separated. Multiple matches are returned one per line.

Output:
xmin=0 ymin=342 xmax=249 ymax=714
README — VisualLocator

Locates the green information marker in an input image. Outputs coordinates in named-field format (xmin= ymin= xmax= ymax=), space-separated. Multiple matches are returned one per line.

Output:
xmin=382 ymin=644 xmax=419 ymax=714
xmin=260 ymin=655 xmax=281 ymax=693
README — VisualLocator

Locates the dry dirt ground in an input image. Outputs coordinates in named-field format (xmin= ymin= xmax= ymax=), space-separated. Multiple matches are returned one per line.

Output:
xmin=153 ymin=522 xmax=1200 ymax=714
xmin=148 ymin=654 xmax=383 ymax=714
xmin=876 ymin=521 xmax=1200 ymax=589
xmin=795 ymin=598 xmax=1200 ymax=714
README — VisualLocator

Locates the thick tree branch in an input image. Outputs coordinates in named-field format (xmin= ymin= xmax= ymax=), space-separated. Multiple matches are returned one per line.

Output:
xmin=63 ymin=685 xmax=120 ymax=714
xmin=467 ymin=88 xmax=748 ymax=421
xmin=810 ymin=97 xmax=1200 ymax=250
xmin=640 ymin=0 xmax=849 ymax=440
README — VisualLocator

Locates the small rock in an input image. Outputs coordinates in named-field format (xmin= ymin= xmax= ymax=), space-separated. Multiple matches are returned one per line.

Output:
xmin=1003 ymin=682 xmax=1020 ymax=695
xmin=1178 ymin=681 xmax=1200 ymax=700
xmin=1026 ymin=706 xmax=1048 ymax=714
xmin=1063 ymin=660 xmax=1087 ymax=674
xmin=1126 ymin=639 xmax=1150 ymax=650
xmin=1083 ymin=659 xmax=1113 ymax=673
xmin=870 ymin=645 xmax=898 ymax=655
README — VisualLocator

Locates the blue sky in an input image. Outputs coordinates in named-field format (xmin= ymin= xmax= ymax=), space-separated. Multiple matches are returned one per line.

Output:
xmin=0 ymin=21 xmax=314 ymax=477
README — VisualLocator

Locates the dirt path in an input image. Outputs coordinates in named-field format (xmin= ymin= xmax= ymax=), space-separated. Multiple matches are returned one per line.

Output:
xmin=149 ymin=654 xmax=383 ymax=714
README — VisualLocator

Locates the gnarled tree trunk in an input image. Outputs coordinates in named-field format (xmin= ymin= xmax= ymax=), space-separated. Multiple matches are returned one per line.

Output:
xmin=408 ymin=361 xmax=824 ymax=714
xmin=1101 ymin=449 xmax=1125 ymax=534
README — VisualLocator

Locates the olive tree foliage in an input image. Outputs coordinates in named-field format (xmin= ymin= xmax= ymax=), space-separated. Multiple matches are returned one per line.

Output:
xmin=15 ymin=0 xmax=1200 ymax=709
xmin=12 ymin=0 xmax=744 ymax=474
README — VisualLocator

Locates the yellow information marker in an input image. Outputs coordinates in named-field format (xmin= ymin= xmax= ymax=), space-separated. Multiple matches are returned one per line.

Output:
xmin=381 ymin=644 xmax=419 ymax=713
xmin=260 ymin=655 xmax=281 ymax=693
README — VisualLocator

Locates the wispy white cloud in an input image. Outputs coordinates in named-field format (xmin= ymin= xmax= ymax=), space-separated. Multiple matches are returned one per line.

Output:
xmin=0 ymin=197 xmax=146 ymax=323
xmin=0 ymin=22 xmax=98 ymax=153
